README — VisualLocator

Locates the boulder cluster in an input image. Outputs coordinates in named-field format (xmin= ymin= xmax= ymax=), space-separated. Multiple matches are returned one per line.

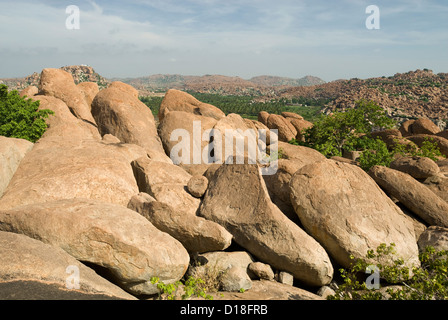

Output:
xmin=1 ymin=68 xmax=448 ymax=300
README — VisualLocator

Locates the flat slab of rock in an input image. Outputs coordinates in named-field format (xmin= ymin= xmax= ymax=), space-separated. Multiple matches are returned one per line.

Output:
xmin=0 ymin=199 xmax=190 ymax=296
xmin=369 ymin=165 xmax=448 ymax=228
xmin=290 ymin=160 xmax=420 ymax=269
xmin=159 ymin=89 xmax=225 ymax=122
xmin=0 ymin=231 xmax=135 ymax=300
xmin=200 ymin=163 xmax=334 ymax=287
xmin=132 ymin=157 xmax=201 ymax=216
xmin=0 ymin=139 xmax=146 ymax=209
xmin=128 ymin=196 xmax=232 ymax=253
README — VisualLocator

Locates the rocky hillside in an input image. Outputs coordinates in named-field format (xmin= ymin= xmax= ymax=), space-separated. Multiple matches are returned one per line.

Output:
xmin=279 ymin=69 xmax=448 ymax=126
xmin=115 ymin=74 xmax=325 ymax=96
xmin=1 ymin=70 xmax=448 ymax=300
xmin=0 ymin=65 xmax=109 ymax=91
xmin=249 ymin=75 xmax=325 ymax=87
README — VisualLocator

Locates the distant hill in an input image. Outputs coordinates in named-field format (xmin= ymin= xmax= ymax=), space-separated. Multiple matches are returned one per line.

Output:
xmin=114 ymin=74 xmax=325 ymax=96
xmin=249 ymin=75 xmax=325 ymax=87
xmin=2 ymin=66 xmax=447 ymax=125
xmin=277 ymin=69 xmax=448 ymax=124
xmin=0 ymin=65 xmax=109 ymax=91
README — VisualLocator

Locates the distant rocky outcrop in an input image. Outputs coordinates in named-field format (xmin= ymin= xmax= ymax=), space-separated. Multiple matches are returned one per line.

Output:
xmin=115 ymin=74 xmax=326 ymax=96
xmin=1 ymin=65 xmax=109 ymax=92
xmin=281 ymin=69 xmax=448 ymax=126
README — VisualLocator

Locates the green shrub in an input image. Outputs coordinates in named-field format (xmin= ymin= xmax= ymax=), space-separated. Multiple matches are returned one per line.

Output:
xmin=328 ymin=243 xmax=448 ymax=300
xmin=299 ymin=100 xmax=396 ymax=158
xmin=358 ymin=138 xmax=394 ymax=171
xmin=150 ymin=276 xmax=214 ymax=300
xmin=0 ymin=85 xmax=53 ymax=143
xmin=291 ymin=99 xmax=444 ymax=171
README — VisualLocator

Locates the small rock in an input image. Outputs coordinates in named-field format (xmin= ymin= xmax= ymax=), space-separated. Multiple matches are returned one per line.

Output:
xmin=187 ymin=175 xmax=209 ymax=198
xmin=417 ymin=226 xmax=448 ymax=253
xmin=247 ymin=262 xmax=275 ymax=281
xmin=277 ymin=271 xmax=294 ymax=286
xmin=220 ymin=266 xmax=252 ymax=292
xmin=317 ymin=286 xmax=336 ymax=299
xmin=411 ymin=118 xmax=441 ymax=135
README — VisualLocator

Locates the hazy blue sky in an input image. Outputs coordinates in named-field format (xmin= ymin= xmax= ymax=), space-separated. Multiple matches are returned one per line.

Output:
xmin=1 ymin=0 xmax=447 ymax=81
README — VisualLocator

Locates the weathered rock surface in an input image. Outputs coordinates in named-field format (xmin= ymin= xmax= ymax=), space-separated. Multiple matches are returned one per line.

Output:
xmin=159 ymin=89 xmax=225 ymax=122
xmin=0 ymin=139 xmax=146 ymax=209
xmin=19 ymin=85 xmax=38 ymax=98
xmin=187 ymin=175 xmax=209 ymax=198
xmin=0 ymin=231 xmax=135 ymax=300
xmin=423 ymin=175 xmax=448 ymax=202
xmin=417 ymin=226 xmax=448 ymax=252
xmin=211 ymin=113 xmax=258 ymax=163
xmin=211 ymin=280 xmax=323 ymax=300
xmin=369 ymin=165 xmax=448 ymax=228
xmin=288 ymin=118 xmax=313 ymax=141
xmin=0 ymin=199 xmax=190 ymax=296
xmin=263 ymin=147 xmax=326 ymax=221
xmin=38 ymin=68 xmax=96 ymax=125
xmin=290 ymin=160 xmax=420 ymax=269
xmin=258 ymin=111 xmax=270 ymax=126
xmin=399 ymin=120 xmax=416 ymax=137
xmin=411 ymin=118 xmax=441 ymax=135
xmin=31 ymin=95 xmax=100 ymax=141
xmin=221 ymin=266 xmax=252 ymax=292
xmin=158 ymin=111 xmax=217 ymax=165
xmin=0 ymin=136 xmax=33 ymax=197
xmin=192 ymin=251 xmax=255 ymax=273
xmin=247 ymin=262 xmax=275 ymax=281
xmin=131 ymin=157 xmax=201 ymax=216
xmin=92 ymin=81 xmax=171 ymax=163
xmin=281 ymin=112 xmax=304 ymax=120
xmin=128 ymin=196 xmax=232 ymax=253
xmin=77 ymin=81 xmax=99 ymax=108
xmin=200 ymin=163 xmax=334 ymax=286
xmin=390 ymin=156 xmax=440 ymax=179
xmin=266 ymin=114 xmax=296 ymax=142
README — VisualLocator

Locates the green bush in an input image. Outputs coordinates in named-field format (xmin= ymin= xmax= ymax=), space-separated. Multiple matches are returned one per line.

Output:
xmin=393 ymin=137 xmax=444 ymax=162
xmin=297 ymin=100 xmax=396 ymax=158
xmin=0 ymin=85 xmax=54 ymax=143
xmin=290 ymin=99 xmax=444 ymax=171
xmin=358 ymin=138 xmax=394 ymax=171
xmin=150 ymin=276 xmax=214 ymax=300
xmin=328 ymin=243 xmax=448 ymax=300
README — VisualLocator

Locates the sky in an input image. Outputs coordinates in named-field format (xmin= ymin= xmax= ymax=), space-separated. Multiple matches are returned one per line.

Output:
xmin=0 ymin=0 xmax=447 ymax=82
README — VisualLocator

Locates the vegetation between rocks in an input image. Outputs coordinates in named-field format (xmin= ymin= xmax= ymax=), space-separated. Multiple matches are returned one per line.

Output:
xmin=289 ymin=99 xmax=444 ymax=171
xmin=140 ymin=93 xmax=324 ymax=122
xmin=0 ymin=85 xmax=53 ymax=143
xmin=329 ymin=243 xmax=448 ymax=300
